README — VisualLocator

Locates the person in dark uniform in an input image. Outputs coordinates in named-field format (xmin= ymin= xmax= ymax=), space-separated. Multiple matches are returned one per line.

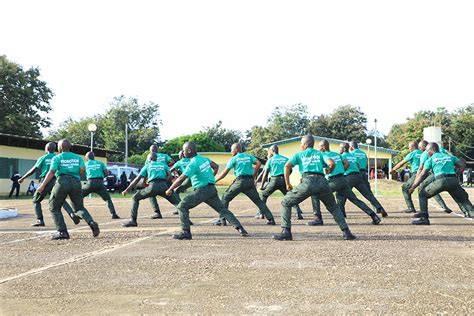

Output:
xmin=121 ymin=152 xmax=180 ymax=227
xmin=309 ymin=140 xmax=381 ymax=226
xmin=212 ymin=143 xmax=275 ymax=226
xmin=258 ymin=145 xmax=304 ymax=220
xmin=340 ymin=143 xmax=388 ymax=217
xmin=36 ymin=139 xmax=100 ymax=240
xmin=272 ymin=135 xmax=356 ymax=241
xmin=9 ymin=171 xmax=21 ymax=198
xmin=82 ymin=151 xmax=120 ymax=219
xmin=166 ymin=142 xmax=249 ymax=240
xmin=409 ymin=142 xmax=473 ymax=223
xmin=19 ymin=142 xmax=80 ymax=227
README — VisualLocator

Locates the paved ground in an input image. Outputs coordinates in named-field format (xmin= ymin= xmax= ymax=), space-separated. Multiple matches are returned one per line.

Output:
xmin=0 ymin=188 xmax=473 ymax=314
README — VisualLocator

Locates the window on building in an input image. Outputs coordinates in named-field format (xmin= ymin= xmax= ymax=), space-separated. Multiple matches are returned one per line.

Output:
xmin=0 ymin=158 xmax=40 ymax=179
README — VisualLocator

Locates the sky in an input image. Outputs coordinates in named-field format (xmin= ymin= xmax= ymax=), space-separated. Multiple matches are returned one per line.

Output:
xmin=2 ymin=0 xmax=474 ymax=141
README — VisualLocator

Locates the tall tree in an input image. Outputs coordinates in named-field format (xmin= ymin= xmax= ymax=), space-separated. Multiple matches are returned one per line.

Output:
xmin=450 ymin=105 xmax=474 ymax=161
xmin=0 ymin=55 xmax=53 ymax=137
xmin=49 ymin=96 xmax=161 ymax=161
xmin=203 ymin=121 xmax=242 ymax=151
xmin=160 ymin=132 xmax=224 ymax=155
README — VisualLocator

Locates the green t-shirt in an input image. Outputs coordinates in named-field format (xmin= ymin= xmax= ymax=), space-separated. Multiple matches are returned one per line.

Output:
xmin=264 ymin=154 xmax=288 ymax=177
xmin=139 ymin=160 xmax=169 ymax=181
xmin=341 ymin=152 xmax=360 ymax=175
xmin=171 ymin=158 xmax=191 ymax=173
xmin=85 ymin=160 xmax=107 ymax=179
xmin=351 ymin=149 xmax=368 ymax=171
xmin=322 ymin=151 xmax=345 ymax=177
xmin=50 ymin=152 xmax=85 ymax=180
xmin=183 ymin=155 xmax=216 ymax=189
xmin=146 ymin=153 xmax=172 ymax=166
xmin=289 ymin=148 xmax=327 ymax=174
xmin=226 ymin=153 xmax=257 ymax=177
xmin=424 ymin=152 xmax=459 ymax=176
xmin=421 ymin=148 xmax=449 ymax=165
xmin=35 ymin=152 xmax=55 ymax=178
xmin=404 ymin=149 xmax=422 ymax=173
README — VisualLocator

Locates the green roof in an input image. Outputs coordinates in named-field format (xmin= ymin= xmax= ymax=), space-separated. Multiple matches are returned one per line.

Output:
xmin=262 ymin=136 xmax=399 ymax=155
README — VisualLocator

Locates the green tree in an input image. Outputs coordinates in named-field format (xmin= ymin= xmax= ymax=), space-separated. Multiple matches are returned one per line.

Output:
xmin=450 ymin=105 xmax=474 ymax=161
xmin=0 ymin=55 xmax=53 ymax=137
xmin=203 ymin=121 xmax=242 ymax=151
xmin=49 ymin=96 xmax=160 ymax=161
xmin=309 ymin=105 xmax=367 ymax=142
xmin=160 ymin=132 xmax=224 ymax=155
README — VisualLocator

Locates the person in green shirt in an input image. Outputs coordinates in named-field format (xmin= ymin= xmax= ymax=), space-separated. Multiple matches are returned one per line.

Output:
xmin=409 ymin=142 xmax=472 ymax=224
xmin=212 ymin=143 xmax=275 ymax=226
xmin=309 ymin=140 xmax=381 ymax=226
xmin=19 ymin=142 xmax=80 ymax=227
xmin=148 ymin=144 xmax=176 ymax=219
xmin=413 ymin=140 xmax=452 ymax=217
xmin=339 ymin=143 xmax=388 ymax=217
xmin=170 ymin=150 xmax=192 ymax=199
xmin=165 ymin=142 xmax=249 ymax=240
xmin=122 ymin=152 xmax=180 ymax=227
xmin=389 ymin=141 xmax=423 ymax=213
xmin=82 ymin=151 xmax=120 ymax=219
xmin=258 ymin=145 xmax=304 ymax=220
xmin=349 ymin=141 xmax=372 ymax=193
xmin=272 ymin=135 xmax=356 ymax=241
xmin=36 ymin=139 xmax=99 ymax=240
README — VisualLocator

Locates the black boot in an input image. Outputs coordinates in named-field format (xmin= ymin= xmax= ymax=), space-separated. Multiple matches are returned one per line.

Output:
xmin=237 ymin=226 xmax=249 ymax=237
xmin=32 ymin=219 xmax=45 ymax=227
xmin=70 ymin=213 xmax=81 ymax=225
xmin=443 ymin=208 xmax=453 ymax=214
xmin=342 ymin=228 xmax=356 ymax=240
xmin=412 ymin=217 xmax=430 ymax=225
xmin=173 ymin=230 xmax=192 ymax=240
xmin=307 ymin=216 xmax=324 ymax=226
xmin=370 ymin=213 xmax=381 ymax=225
xmin=212 ymin=218 xmax=227 ymax=226
xmin=296 ymin=210 xmax=304 ymax=220
xmin=266 ymin=218 xmax=276 ymax=225
xmin=273 ymin=228 xmax=292 ymax=241
xmin=51 ymin=230 xmax=70 ymax=240
xmin=122 ymin=219 xmax=138 ymax=227
xmin=413 ymin=212 xmax=422 ymax=218
xmin=402 ymin=208 xmax=416 ymax=213
xmin=89 ymin=221 xmax=100 ymax=237
xmin=111 ymin=213 xmax=120 ymax=219
xmin=150 ymin=212 xmax=162 ymax=219
xmin=378 ymin=208 xmax=388 ymax=217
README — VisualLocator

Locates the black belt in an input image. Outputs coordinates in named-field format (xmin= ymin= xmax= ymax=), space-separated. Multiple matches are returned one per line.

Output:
xmin=237 ymin=175 xmax=254 ymax=179
xmin=272 ymin=174 xmax=284 ymax=178
xmin=89 ymin=177 xmax=103 ymax=180
xmin=435 ymin=174 xmax=457 ymax=180
xmin=303 ymin=172 xmax=324 ymax=177
xmin=345 ymin=172 xmax=360 ymax=176
xmin=150 ymin=178 xmax=167 ymax=183
xmin=328 ymin=173 xmax=344 ymax=179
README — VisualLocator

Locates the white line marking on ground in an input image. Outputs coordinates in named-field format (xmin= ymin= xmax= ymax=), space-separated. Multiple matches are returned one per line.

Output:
xmin=0 ymin=208 xmax=254 ymax=284
xmin=428 ymin=202 xmax=472 ymax=221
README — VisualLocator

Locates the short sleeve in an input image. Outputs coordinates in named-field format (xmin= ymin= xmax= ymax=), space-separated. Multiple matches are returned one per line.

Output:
xmin=263 ymin=157 xmax=271 ymax=170
xmin=183 ymin=161 xmax=196 ymax=178
xmin=321 ymin=153 xmax=329 ymax=168
xmin=50 ymin=156 xmax=60 ymax=171
xmin=250 ymin=155 xmax=257 ymax=163
xmin=226 ymin=157 xmax=235 ymax=170
xmin=79 ymin=157 xmax=85 ymax=168
xmin=102 ymin=162 xmax=107 ymax=173
xmin=404 ymin=151 xmax=413 ymax=162
xmin=139 ymin=165 xmax=148 ymax=177
xmin=166 ymin=155 xmax=172 ymax=163
xmin=35 ymin=156 xmax=45 ymax=169
xmin=452 ymin=155 xmax=460 ymax=164
xmin=424 ymin=158 xmax=433 ymax=170
xmin=289 ymin=153 xmax=300 ymax=166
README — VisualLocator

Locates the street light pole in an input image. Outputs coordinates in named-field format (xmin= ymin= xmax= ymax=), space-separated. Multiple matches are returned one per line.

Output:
xmin=87 ymin=123 xmax=97 ymax=152
xmin=125 ymin=120 xmax=128 ymax=168
xmin=366 ymin=138 xmax=372 ymax=182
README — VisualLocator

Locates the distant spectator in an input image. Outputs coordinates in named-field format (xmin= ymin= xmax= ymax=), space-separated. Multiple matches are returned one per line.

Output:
xmin=467 ymin=168 xmax=473 ymax=187
xmin=120 ymin=171 xmax=128 ymax=191
xmin=9 ymin=171 xmax=21 ymax=198
xmin=129 ymin=171 xmax=136 ymax=182
xmin=26 ymin=180 xmax=37 ymax=195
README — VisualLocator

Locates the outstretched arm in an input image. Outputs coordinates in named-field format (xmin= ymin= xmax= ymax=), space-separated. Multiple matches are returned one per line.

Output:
xmin=284 ymin=162 xmax=294 ymax=191
xmin=19 ymin=166 xmax=38 ymax=184
xmin=409 ymin=168 xmax=429 ymax=193
xmin=36 ymin=170 xmax=56 ymax=194
xmin=122 ymin=175 xmax=144 ymax=195
xmin=166 ymin=174 xmax=188 ymax=196
xmin=215 ymin=168 xmax=231 ymax=183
